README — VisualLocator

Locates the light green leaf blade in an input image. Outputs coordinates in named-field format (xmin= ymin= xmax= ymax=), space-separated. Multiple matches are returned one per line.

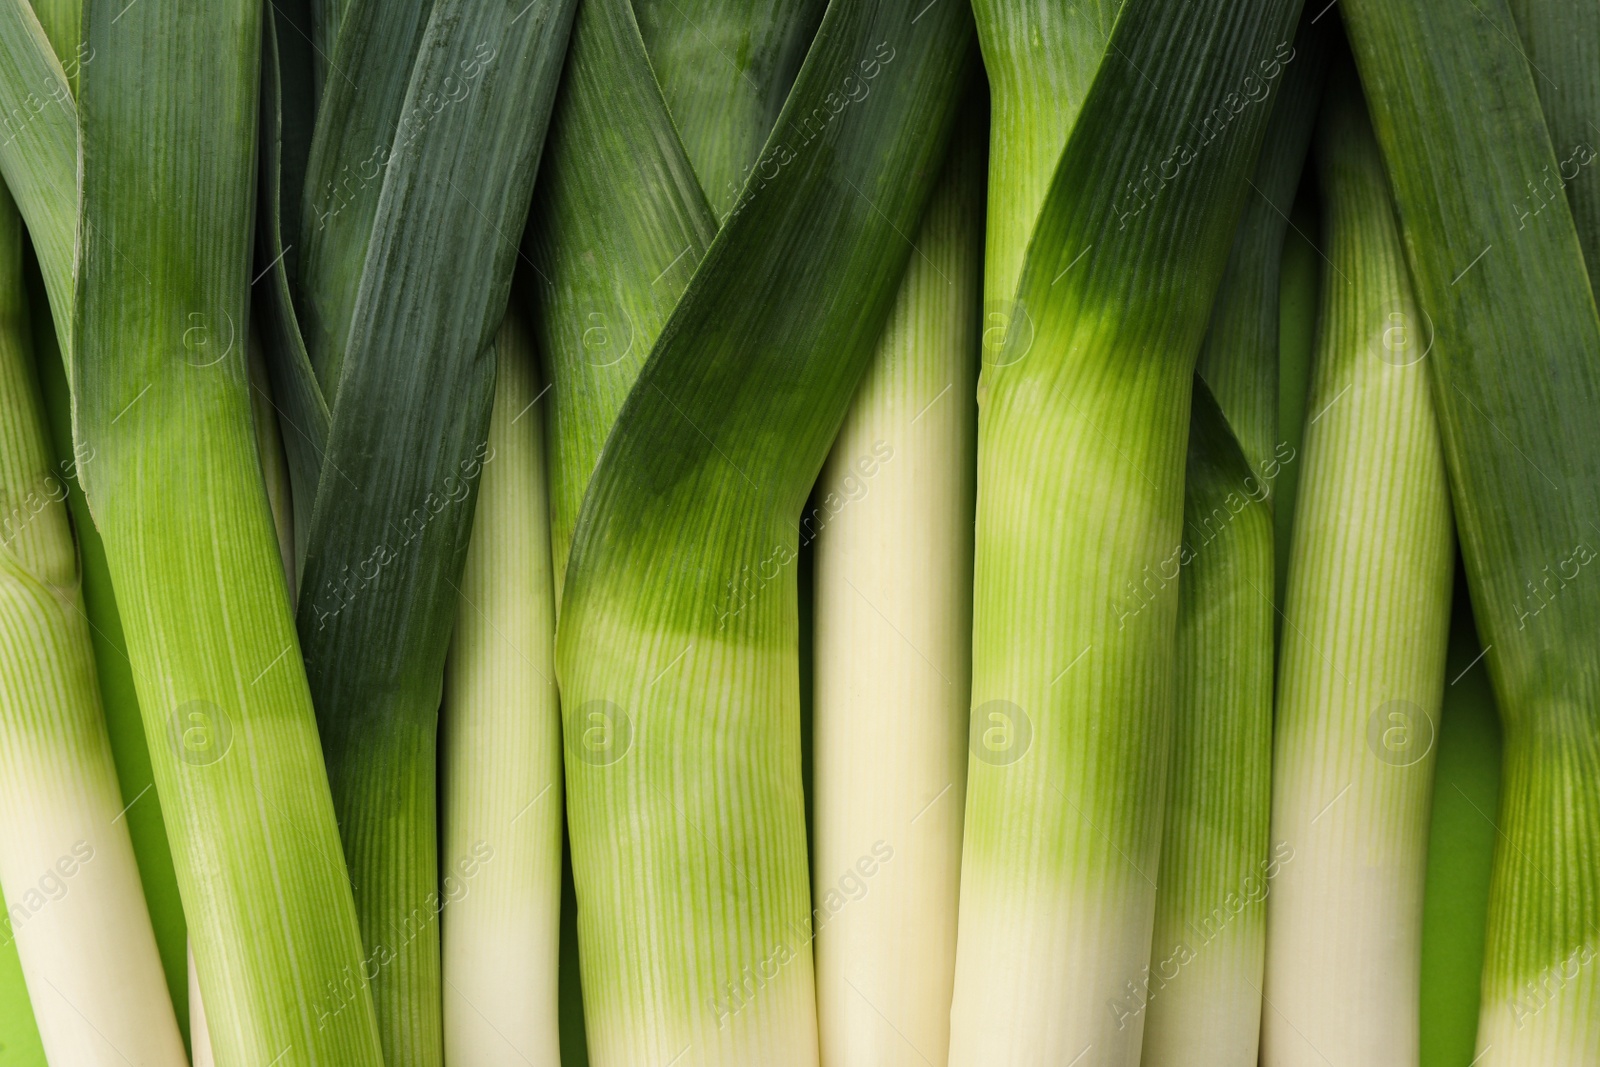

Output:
xmin=631 ymin=0 xmax=824 ymax=219
xmin=528 ymin=0 xmax=718 ymax=598
xmin=971 ymin=0 xmax=1120 ymax=314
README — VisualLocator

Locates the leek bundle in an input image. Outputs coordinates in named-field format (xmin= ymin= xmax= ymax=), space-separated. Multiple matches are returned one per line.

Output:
xmin=1260 ymin=63 xmax=1455 ymax=1066
xmin=1343 ymin=0 xmax=1600 ymax=1059
xmin=0 ymin=1 xmax=1596 ymax=1062
xmin=949 ymin=0 xmax=1302 ymax=1060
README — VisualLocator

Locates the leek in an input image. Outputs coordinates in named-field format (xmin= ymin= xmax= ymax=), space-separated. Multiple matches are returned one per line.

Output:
xmin=810 ymin=91 xmax=984 ymax=1067
xmin=29 ymin=220 xmax=193 ymax=1039
xmin=256 ymin=1 xmax=576 ymax=1060
xmin=1139 ymin=25 xmax=1326 ymax=1066
xmin=1341 ymin=0 xmax=1600 ymax=1059
xmin=440 ymin=309 xmax=563 ymax=1066
xmin=64 ymin=0 xmax=386 ymax=1060
xmin=1259 ymin=63 xmax=1455 ymax=1066
xmin=0 ymin=180 xmax=185 ymax=1065
xmin=547 ymin=0 xmax=971 ymax=1061
xmin=949 ymin=0 xmax=1303 ymax=1060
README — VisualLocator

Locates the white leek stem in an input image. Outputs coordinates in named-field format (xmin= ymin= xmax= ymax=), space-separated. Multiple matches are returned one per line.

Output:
xmin=441 ymin=311 xmax=563 ymax=1065
xmin=812 ymin=107 xmax=983 ymax=1067
xmin=1260 ymin=70 xmax=1455 ymax=1067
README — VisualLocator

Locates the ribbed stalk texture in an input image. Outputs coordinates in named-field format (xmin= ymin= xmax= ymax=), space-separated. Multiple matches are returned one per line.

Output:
xmin=1260 ymin=68 xmax=1455 ymax=1067
xmin=811 ymin=97 xmax=984 ymax=1067
xmin=971 ymin=0 xmax=1118 ymax=313
xmin=441 ymin=311 xmax=563 ymax=1066
xmin=1504 ymin=0 xmax=1600 ymax=301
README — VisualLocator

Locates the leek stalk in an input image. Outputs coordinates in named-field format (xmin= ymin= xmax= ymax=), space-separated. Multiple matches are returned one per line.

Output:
xmin=949 ymin=0 xmax=1303 ymax=1060
xmin=67 ymin=0 xmax=387 ymax=1059
xmin=440 ymin=310 xmax=563 ymax=1066
xmin=1341 ymin=0 xmax=1600 ymax=1058
xmin=0 ymin=181 xmax=185 ymax=1066
xmin=810 ymin=91 xmax=984 ymax=1067
xmin=1260 ymin=63 xmax=1455 ymax=1066
xmin=1138 ymin=24 xmax=1326 ymax=1065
